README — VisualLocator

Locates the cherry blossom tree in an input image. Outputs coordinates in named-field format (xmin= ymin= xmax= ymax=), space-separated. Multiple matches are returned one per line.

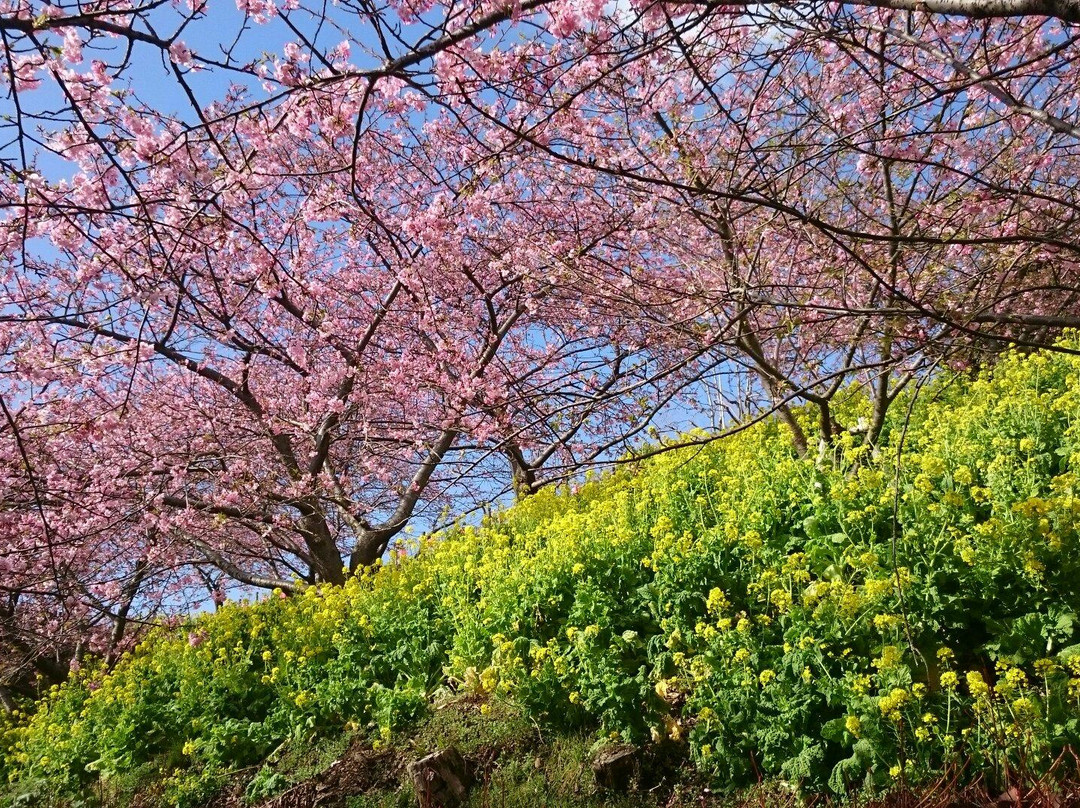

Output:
xmin=0 ymin=41 xmax=711 ymax=693
xmin=436 ymin=1 xmax=1080 ymax=450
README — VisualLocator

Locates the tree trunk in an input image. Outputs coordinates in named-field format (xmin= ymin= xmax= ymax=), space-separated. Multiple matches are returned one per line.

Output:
xmin=504 ymin=443 xmax=538 ymax=498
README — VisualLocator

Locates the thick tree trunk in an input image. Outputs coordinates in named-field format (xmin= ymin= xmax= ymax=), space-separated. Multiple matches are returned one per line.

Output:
xmin=351 ymin=530 xmax=391 ymax=569
xmin=299 ymin=508 xmax=347 ymax=585
xmin=504 ymin=443 xmax=538 ymax=498
xmin=308 ymin=538 xmax=347 ymax=585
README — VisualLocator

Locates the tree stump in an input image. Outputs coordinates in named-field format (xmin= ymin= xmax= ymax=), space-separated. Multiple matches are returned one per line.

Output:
xmin=408 ymin=748 xmax=471 ymax=808
xmin=591 ymin=744 xmax=638 ymax=791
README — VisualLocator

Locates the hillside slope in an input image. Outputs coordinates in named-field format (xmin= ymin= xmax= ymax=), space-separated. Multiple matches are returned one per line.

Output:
xmin=5 ymin=345 xmax=1080 ymax=807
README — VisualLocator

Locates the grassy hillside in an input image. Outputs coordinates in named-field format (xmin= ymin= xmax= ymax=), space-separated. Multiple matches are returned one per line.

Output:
xmin=5 ymin=345 xmax=1080 ymax=807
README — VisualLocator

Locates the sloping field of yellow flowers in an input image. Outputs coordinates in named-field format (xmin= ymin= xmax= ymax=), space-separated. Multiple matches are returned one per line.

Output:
xmin=5 ymin=345 xmax=1080 ymax=806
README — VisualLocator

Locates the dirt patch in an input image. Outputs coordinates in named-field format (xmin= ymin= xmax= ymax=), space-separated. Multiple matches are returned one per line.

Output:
xmin=231 ymin=740 xmax=402 ymax=808
xmin=264 ymin=742 xmax=400 ymax=808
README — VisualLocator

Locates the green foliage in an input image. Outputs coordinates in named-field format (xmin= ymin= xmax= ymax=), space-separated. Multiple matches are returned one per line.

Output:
xmin=6 ymin=344 xmax=1080 ymax=806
